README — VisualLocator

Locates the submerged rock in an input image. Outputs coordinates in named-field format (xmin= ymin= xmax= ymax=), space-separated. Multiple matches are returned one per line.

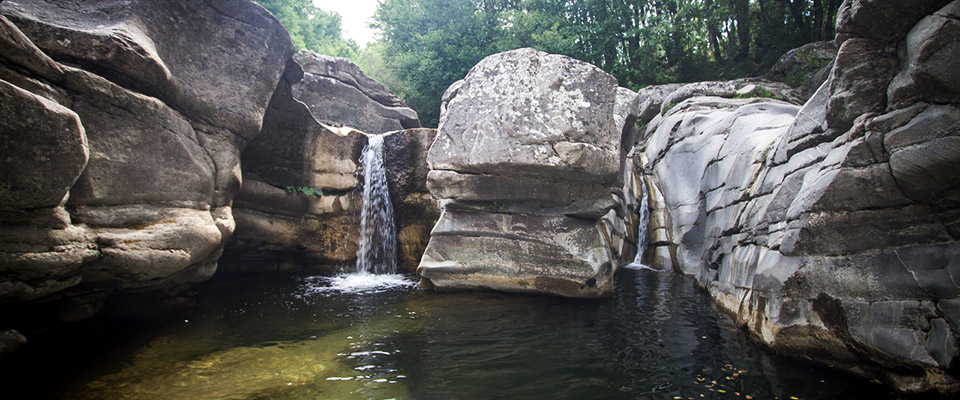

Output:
xmin=640 ymin=0 xmax=960 ymax=393
xmin=417 ymin=48 xmax=640 ymax=298
xmin=0 ymin=0 xmax=291 ymax=319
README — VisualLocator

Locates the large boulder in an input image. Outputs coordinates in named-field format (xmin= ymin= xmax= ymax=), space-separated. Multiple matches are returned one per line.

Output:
xmin=223 ymin=53 xmax=434 ymax=273
xmin=640 ymin=0 xmax=960 ymax=394
xmin=417 ymin=48 xmax=640 ymax=298
xmin=294 ymin=51 xmax=420 ymax=132
xmin=0 ymin=0 xmax=292 ymax=320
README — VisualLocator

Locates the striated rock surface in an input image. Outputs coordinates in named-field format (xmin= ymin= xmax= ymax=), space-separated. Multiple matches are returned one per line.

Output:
xmin=417 ymin=48 xmax=641 ymax=298
xmin=0 ymin=0 xmax=292 ymax=320
xmin=224 ymin=52 xmax=434 ymax=273
xmin=639 ymin=0 xmax=960 ymax=394
xmin=294 ymin=51 xmax=420 ymax=132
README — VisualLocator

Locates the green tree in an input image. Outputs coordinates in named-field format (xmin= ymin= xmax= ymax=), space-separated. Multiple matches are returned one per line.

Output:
xmin=371 ymin=0 xmax=843 ymax=127
xmin=254 ymin=0 xmax=358 ymax=58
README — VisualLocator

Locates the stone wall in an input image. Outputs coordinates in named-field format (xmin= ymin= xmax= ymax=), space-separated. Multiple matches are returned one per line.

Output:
xmin=640 ymin=0 xmax=960 ymax=393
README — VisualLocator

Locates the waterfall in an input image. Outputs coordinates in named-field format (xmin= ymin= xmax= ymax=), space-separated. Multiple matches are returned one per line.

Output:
xmin=307 ymin=132 xmax=412 ymax=294
xmin=355 ymin=134 xmax=397 ymax=275
xmin=633 ymin=174 xmax=650 ymax=265
xmin=625 ymin=173 xmax=656 ymax=271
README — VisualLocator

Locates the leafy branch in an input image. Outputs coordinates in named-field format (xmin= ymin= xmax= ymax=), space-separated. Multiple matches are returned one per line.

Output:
xmin=286 ymin=186 xmax=325 ymax=197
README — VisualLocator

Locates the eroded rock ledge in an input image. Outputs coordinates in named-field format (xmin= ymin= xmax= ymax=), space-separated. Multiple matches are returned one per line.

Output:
xmin=223 ymin=51 xmax=436 ymax=273
xmin=0 ymin=0 xmax=292 ymax=321
xmin=639 ymin=0 xmax=960 ymax=393
xmin=417 ymin=48 xmax=642 ymax=298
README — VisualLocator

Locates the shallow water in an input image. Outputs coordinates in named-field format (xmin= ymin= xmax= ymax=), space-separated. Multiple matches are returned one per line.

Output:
xmin=7 ymin=267 xmax=904 ymax=399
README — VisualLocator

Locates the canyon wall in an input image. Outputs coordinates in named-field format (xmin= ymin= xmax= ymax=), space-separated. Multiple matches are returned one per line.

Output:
xmin=0 ymin=0 xmax=292 ymax=322
xmin=639 ymin=0 xmax=960 ymax=393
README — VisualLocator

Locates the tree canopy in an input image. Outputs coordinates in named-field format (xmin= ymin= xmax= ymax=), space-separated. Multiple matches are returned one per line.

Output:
xmin=373 ymin=0 xmax=841 ymax=127
xmin=255 ymin=0 xmax=841 ymax=128
xmin=254 ymin=0 xmax=358 ymax=58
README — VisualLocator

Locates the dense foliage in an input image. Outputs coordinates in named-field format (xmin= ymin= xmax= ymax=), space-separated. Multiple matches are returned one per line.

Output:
xmin=255 ymin=0 xmax=841 ymax=128
xmin=373 ymin=0 xmax=841 ymax=127
xmin=254 ymin=0 xmax=358 ymax=58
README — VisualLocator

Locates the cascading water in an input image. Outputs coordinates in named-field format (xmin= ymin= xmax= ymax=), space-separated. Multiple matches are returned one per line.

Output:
xmin=625 ymin=174 xmax=656 ymax=271
xmin=355 ymin=134 xmax=398 ymax=275
xmin=306 ymin=133 xmax=412 ymax=293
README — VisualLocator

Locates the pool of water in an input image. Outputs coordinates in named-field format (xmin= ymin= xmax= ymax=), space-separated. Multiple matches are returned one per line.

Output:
xmin=7 ymin=267 xmax=905 ymax=399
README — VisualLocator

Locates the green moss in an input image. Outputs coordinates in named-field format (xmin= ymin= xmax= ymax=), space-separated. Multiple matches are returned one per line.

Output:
xmin=734 ymin=86 xmax=780 ymax=100
xmin=286 ymin=186 xmax=325 ymax=198
xmin=758 ymin=143 xmax=775 ymax=166
xmin=663 ymin=101 xmax=681 ymax=113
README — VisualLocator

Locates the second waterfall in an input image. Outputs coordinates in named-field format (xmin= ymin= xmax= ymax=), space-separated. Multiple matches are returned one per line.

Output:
xmin=355 ymin=134 xmax=398 ymax=275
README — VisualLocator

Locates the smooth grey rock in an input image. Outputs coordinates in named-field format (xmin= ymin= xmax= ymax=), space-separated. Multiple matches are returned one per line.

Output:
xmin=293 ymin=51 xmax=419 ymax=132
xmin=660 ymin=81 xmax=736 ymax=113
xmin=642 ymin=8 xmax=960 ymax=390
xmin=835 ymin=0 xmax=952 ymax=44
xmin=887 ymin=1 xmax=960 ymax=107
xmin=846 ymin=300 xmax=938 ymax=367
xmin=0 ymin=79 xmax=86 ymax=213
xmin=429 ymin=48 xmax=620 ymax=183
xmin=418 ymin=210 xmax=614 ymax=298
xmin=927 ymin=318 xmax=958 ymax=367
xmin=636 ymin=83 xmax=683 ymax=123
xmin=419 ymin=48 xmax=635 ymax=297
xmin=826 ymin=38 xmax=898 ymax=130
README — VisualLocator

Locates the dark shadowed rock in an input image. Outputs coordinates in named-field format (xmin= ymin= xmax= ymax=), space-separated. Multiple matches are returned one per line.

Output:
xmin=0 ymin=0 xmax=292 ymax=320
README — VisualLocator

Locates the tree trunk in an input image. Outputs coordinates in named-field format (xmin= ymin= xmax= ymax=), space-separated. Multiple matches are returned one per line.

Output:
xmin=734 ymin=0 xmax=750 ymax=60
xmin=813 ymin=0 xmax=824 ymax=41
xmin=705 ymin=0 xmax=724 ymax=62
xmin=781 ymin=0 xmax=812 ymax=41
xmin=825 ymin=0 xmax=837 ymax=39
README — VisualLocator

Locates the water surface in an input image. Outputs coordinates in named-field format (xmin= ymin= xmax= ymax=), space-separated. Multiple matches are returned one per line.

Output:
xmin=8 ymin=267 xmax=903 ymax=399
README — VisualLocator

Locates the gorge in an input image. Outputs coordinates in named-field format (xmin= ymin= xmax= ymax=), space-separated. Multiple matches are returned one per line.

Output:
xmin=0 ymin=0 xmax=958 ymax=397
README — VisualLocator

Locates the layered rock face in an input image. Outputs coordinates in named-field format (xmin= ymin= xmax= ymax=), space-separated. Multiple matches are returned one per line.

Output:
xmin=0 ymin=0 xmax=292 ymax=321
xmin=223 ymin=52 xmax=435 ymax=273
xmin=640 ymin=0 xmax=960 ymax=393
xmin=417 ymin=48 xmax=641 ymax=298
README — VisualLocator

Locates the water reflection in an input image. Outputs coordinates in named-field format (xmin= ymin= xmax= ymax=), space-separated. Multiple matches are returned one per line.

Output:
xmin=6 ymin=268 xmax=904 ymax=400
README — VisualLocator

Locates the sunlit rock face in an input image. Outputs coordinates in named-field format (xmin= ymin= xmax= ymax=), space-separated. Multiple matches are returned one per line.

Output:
xmin=640 ymin=0 xmax=960 ymax=394
xmin=417 ymin=48 xmax=642 ymax=298
xmin=224 ymin=52 xmax=435 ymax=273
xmin=0 ymin=0 xmax=292 ymax=321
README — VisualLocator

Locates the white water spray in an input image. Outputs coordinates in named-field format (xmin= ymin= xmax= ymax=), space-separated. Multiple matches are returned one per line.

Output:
xmin=305 ymin=134 xmax=412 ymax=294
xmin=625 ymin=174 xmax=658 ymax=271
xmin=355 ymin=134 xmax=398 ymax=275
